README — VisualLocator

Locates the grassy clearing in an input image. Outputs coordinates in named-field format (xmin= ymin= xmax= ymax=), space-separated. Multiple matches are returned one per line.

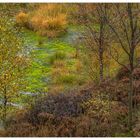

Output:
xmin=22 ymin=27 xmax=125 ymax=95
xmin=22 ymin=29 xmax=87 ymax=95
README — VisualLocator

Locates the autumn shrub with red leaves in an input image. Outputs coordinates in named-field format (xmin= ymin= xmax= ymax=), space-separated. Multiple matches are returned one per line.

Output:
xmin=27 ymin=90 xmax=93 ymax=125
xmin=5 ymin=82 xmax=130 ymax=137
xmin=115 ymin=66 xmax=140 ymax=107
xmin=4 ymin=66 xmax=140 ymax=137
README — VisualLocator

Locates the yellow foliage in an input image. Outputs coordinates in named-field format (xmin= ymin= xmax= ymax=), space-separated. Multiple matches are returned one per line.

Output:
xmin=0 ymin=17 xmax=29 ymax=126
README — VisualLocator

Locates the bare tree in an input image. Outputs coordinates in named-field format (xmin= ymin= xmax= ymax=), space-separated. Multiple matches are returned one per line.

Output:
xmin=77 ymin=4 xmax=109 ymax=82
xmin=104 ymin=3 xmax=140 ymax=130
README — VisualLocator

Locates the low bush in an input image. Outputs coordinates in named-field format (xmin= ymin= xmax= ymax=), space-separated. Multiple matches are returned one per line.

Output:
xmin=5 ymin=65 xmax=140 ymax=137
xmin=82 ymin=96 xmax=128 ymax=136
xmin=49 ymin=51 xmax=66 ymax=65
xmin=49 ymin=84 xmax=64 ymax=94
xmin=57 ymin=74 xmax=76 ymax=84
xmin=4 ymin=77 xmax=137 ymax=137
xmin=16 ymin=12 xmax=29 ymax=28
xmin=51 ymin=68 xmax=68 ymax=78
xmin=26 ymin=88 xmax=93 ymax=122
xmin=15 ymin=4 xmax=68 ymax=38
xmin=53 ymin=60 xmax=66 ymax=68
xmin=5 ymin=85 xmax=129 ymax=137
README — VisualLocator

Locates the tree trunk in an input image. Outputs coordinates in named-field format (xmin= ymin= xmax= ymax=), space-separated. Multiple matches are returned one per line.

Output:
xmin=99 ymin=48 xmax=104 ymax=82
xmin=2 ymin=75 xmax=7 ymax=130
xmin=128 ymin=71 xmax=133 ymax=130
xmin=99 ymin=20 xmax=104 ymax=82
xmin=128 ymin=49 xmax=134 ymax=130
xmin=3 ymin=104 xmax=7 ymax=130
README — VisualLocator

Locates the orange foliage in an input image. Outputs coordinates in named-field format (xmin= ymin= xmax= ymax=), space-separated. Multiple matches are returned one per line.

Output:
xmin=16 ymin=4 xmax=68 ymax=38
xmin=16 ymin=12 xmax=29 ymax=26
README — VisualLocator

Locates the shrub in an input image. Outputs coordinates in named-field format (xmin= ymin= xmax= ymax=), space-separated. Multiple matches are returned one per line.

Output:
xmin=57 ymin=74 xmax=76 ymax=84
xmin=30 ymin=16 xmax=42 ymax=31
xmin=53 ymin=60 xmax=66 ymax=68
xmin=37 ymin=37 xmax=43 ymax=46
xmin=133 ymin=115 xmax=140 ymax=137
xmin=6 ymin=112 xmax=80 ymax=137
xmin=5 ymin=80 xmax=131 ymax=137
xmin=27 ymin=89 xmax=93 ymax=122
xmin=75 ymin=60 xmax=83 ymax=72
xmin=41 ymin=14 xmax=67 ymax=30
xmin=0 ymin=130 xmax=6 ymax=137
xmin=116 ymin=65 xmax=140 ymax=80
xmin=49 ymin=51 xmax=66 ymax=65
xmin=5 ymin=87 xmax=128 ymax=137
xmin=54 ymin=51 xmax=66 ymax=59
xmin=16 ymin=12 xmax=29 ymax=27
xmin=16 ymin=4 xmax=68 ymax=38
xmin=49 ymin=84 xmax=64 ymax=94
xmin=76 ymin=75 xmax=86 ymax=86
xmin=82 ymin=96 xmax=128 ymax=136
xmin=51 ymin=68 xmax=68 ymax=78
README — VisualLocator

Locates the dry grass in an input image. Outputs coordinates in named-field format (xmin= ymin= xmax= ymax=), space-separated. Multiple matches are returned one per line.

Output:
xmin=16 ymin=4 xmax=68 ymax=38
xmin=49 ymin=84 xmax=64 ymax=94
xmin=16 ymin=12 xmax=29 ymax=27
xmin=75 ymin=60 xmax=83 ymax=72
xmin=53 ymin=60 xmax=66 ymax=68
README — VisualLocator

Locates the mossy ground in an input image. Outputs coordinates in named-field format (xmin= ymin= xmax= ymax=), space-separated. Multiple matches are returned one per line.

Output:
xmin=19 ymin=26 xmax=132 ymax=104
xmin=21 ymin=28 xmax=87 ymax=97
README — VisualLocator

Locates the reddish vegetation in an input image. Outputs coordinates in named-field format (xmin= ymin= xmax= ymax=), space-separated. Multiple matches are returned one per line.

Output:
xmin=1 ymin=66 xmax=140 ymax=137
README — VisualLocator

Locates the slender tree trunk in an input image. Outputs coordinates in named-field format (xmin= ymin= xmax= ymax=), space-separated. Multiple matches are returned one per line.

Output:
xmin=99 ymin=21 xmax=104 ymax=82
xmin=3 ymin=75 xmax=7 ymax=130
xmin=128 ymin=71 xmax=133 ymax=130
xmin=99 ymin=47 xmax=104 ymax=82
xmin=3 ymin=104 xmax=7 ymax=130
xmin=128 ymin=50 xmax=134 ymax=130
xmin=128 ymin=3 xmax=135 ymax=130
